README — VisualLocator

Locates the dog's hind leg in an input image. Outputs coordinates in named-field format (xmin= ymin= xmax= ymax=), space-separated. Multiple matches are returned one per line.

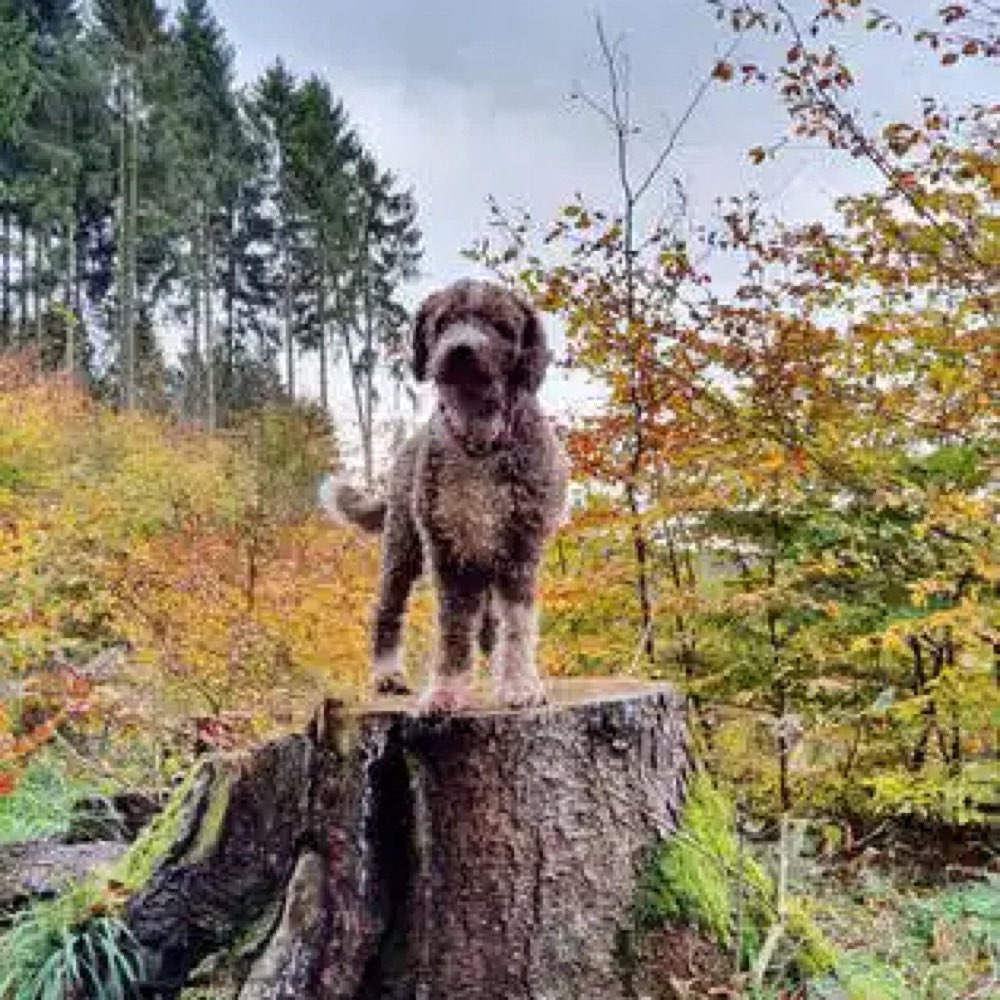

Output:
xmin=371 ymin=510 xmax=422 ymax=695
xmin=420 ymin=565 xmax=489 ymax=713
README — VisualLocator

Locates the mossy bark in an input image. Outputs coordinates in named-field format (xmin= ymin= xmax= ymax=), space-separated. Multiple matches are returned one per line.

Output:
xmin=124 ymin=679 xmax=691 ymax=999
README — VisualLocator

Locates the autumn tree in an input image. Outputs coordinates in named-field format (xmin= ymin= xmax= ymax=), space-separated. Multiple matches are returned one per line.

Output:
xmin=471 ymin=19 xmax=736 ymax=665
xmin=475 ymin=2 xmax=998 ymax=820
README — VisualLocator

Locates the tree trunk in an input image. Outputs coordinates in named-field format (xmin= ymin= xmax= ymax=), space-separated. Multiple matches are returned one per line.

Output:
xmin=205 ymin=210 xmax=216 ymax=431
xmin=72 ymin=215 xmax=85 ymax=334
xmin=116 ymin=76 xmax=130 ymax=408
xmin=190 ymin=217 xmax=202 ymax=420
xmin=65 ymin=211 xmax=76 ymax=374
xmin=225 ymin=202 xmax=238 ymax=409
xmin=126 ymin=679 xmax=690 ymax=999
xmin=34 ymin=229 xmax=44 ymax=361
xmin=362 ymin=264 xmax=375 ymax=488
xmin=2 ymin=208 xmax=10 ymax=340
xmin=125 ymin=73 xmax=139 ymax=409
xmin=19 ymin=215 xmax=29 ymax=341
xmin=318 ymin=266 xmax=328 ymax=414
xmin=283 ymin=234 xmax=294 ymax=399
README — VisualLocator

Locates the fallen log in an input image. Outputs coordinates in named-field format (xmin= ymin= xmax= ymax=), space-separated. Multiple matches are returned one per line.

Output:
xmin=0 ymin=839 xmax=126 ymax=914
xmin=125 ymin=678 xmax=691 ymax=999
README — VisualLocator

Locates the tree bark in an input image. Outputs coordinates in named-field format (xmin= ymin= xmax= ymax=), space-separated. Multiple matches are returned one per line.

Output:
xmin=190 ymin=216 xmax=202 ymax=420
xmin=126 ymin=679 xmax=690 ymax=999
xmin=282 ymin=228 xmax=294 ymax=400
xmin=126 ymin=71 xmax=139 ymax=409
xmin=65 ymin=211 xmax=76 ymax=374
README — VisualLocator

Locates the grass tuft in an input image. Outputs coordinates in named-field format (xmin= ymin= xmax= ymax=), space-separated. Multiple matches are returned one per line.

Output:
xmin=0 ymin=881 xmax=144 ymax=1000
xmin=0 ymin=750 xmax=105 ymax=846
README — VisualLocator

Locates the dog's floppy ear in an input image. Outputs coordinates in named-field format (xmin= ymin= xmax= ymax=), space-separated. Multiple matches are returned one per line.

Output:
xmin=412 ymin=291 xmax=446 ymax=382
xmin=512 ymin=300 xmax=550 ymax=393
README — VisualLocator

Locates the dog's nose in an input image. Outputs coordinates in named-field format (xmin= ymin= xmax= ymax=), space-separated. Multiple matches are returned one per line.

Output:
xmin=440 ymin=342 xmax=487 ymax=385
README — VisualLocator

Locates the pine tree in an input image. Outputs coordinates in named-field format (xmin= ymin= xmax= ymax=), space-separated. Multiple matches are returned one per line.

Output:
xmin=91 ymin=0 xmax=165 ymax=409
xmin=338 ymin=153 xmax=421 ymax=484
xmin=0 ymin=0 xmax=36 ymax=344
xmin=213 ymin=107 xmax=282 ymax=421
xmin=284 ymin=75 xmax=357 ymax=415
xmin=165 ymin=0 xmax=240 ymax=427
xmin=249 ymin=60 xmax=303 ymax=400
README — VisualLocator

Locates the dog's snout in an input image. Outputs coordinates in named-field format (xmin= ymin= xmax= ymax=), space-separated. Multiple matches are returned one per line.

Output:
xmin=448 ymin=343 xmax=476 ymax=367
xmin=440 ymin=342 xmax=486 ymax=386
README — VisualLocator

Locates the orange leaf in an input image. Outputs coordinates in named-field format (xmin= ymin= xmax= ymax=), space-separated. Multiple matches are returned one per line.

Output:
xmin=712 ymin=61 xmax=735 ymax=82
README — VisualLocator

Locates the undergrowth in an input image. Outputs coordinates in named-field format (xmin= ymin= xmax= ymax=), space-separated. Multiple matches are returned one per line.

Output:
xmin=0 ymin=749 xmax=107 ymax=845
xmin=808 ymin=870 xmax=1000 ymax=999
xmin=0 ymin=881 xmax=143 ymax=1000
xmin=636 ymin=770 xmax=836 ymax=982
xmin=0 ymin=763 xmax=202 ymax=997
xmin=635 ymin=774 xmax=997 ymax=997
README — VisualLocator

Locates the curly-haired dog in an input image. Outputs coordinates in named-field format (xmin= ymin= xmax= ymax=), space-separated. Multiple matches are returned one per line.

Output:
xmin=327 ymin=279 xmax=568 ymax=712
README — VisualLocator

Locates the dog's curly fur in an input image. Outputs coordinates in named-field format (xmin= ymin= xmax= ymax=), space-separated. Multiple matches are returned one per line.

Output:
xmin=328 ymin=279 xmax=568 ymax=711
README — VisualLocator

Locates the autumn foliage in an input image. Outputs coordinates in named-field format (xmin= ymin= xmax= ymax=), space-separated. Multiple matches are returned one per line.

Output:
xmin=1 ymin=2 xmax=997 ymax=832
xmin=0 ymin=352 xmax=432 ymax=790
xmin=475 ymin=0 xmax=998 ymax=822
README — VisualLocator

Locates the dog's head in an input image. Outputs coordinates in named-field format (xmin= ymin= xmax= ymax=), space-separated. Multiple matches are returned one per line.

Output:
xmin=412 ymin=280 xmax=550 ymax=456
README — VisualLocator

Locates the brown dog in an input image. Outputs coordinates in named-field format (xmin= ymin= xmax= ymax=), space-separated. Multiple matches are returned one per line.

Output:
xmin=327 ymin=279 xmax=567 ymax=711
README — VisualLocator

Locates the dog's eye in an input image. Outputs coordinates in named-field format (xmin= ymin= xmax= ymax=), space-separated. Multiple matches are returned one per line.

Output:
xmin=494 ymin=320 xmax=517 ymax=343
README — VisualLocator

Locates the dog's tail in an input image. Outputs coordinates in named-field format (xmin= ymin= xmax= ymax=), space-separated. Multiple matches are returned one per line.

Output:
xmin=318 ymin=474 xmax=387 ymax=533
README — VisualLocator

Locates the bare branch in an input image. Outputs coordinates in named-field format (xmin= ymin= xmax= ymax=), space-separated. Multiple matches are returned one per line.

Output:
xmin=595 ymin=15 xmax=635 ymax=209
xmin=633 ymin=32 xmax=744 ymax=204
xmin=569 ymin=82 xmax=618 ymax=131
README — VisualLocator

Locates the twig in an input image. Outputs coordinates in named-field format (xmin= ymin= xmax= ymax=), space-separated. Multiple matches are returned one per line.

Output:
xmin=633 ymin=32 xmax=744 ymax=204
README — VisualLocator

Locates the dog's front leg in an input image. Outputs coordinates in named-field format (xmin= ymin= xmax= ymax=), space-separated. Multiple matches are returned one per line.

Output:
xmin=371 ymin=511 xmax=422 ymax=695
xmin=493 ymin=570 xmax=547 ymax=709
xmin=420 ymin=566 xmax=486 ymax=713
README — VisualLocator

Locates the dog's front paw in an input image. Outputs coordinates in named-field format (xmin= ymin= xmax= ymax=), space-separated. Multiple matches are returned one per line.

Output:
xmin=372 ymin=650 xmax=411 ymax=696
xmin=497 ymin=678 xmax=547 ymax=710
xmin=374 ymin=672 xmax=412 ymax=696
xmin=418 ymin=679 xmax=471 ymax=714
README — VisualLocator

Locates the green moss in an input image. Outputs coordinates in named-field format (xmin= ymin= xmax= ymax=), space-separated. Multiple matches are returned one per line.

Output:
xmin=184 ymin=767 xmax=233 ymax=863
xmin=112 ymin=764 xmax=205 ymax=892
xmin=639 ymin=772 xmax=769 ymax=947
xmin=636 ymin=771 xmax=836 ymax=979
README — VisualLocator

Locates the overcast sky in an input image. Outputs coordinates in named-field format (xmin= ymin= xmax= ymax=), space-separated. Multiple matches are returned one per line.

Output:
xmin=170 ymin=1 xmax=992 ymax=457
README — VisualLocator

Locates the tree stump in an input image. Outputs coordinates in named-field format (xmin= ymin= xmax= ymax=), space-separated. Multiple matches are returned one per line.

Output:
xmin=125 ymin=679 xmax=690 ymax=999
